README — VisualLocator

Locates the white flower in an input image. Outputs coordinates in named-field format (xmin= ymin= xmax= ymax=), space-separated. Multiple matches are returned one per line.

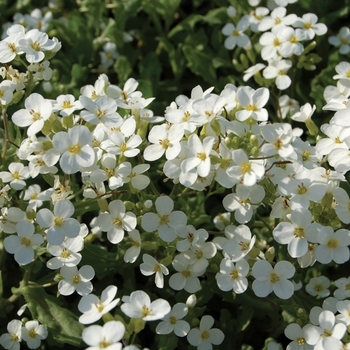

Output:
xmin=304 ymin=310 xmax=346 ymax=348
xmin=19 ymin=28 xmax=56 ymax=63
xmin=58 ymin=265 xmax=95 ymax=296
xmin=78 ymin=285 xmax=120 ymax=324
xmin=169 ymin=254 xmax=201 ymax=293
xmin=279 ymin=27 xmax=306 ymax=58
xmin=329 ymin=27 xmax=350 ymax=54
xmin=223 ymin=184 xmax=265 ymax=224
xmin=226 ymin=149 xmax=265 ymax=186
xmin=121 ymin=290 xmax=171 ymax=321
xmin=156 ymin=303 xmax=190 ymax=337
xmin=258 ymin=6 xmax=297 ymax=32
xmin=97 ymin=199 xmax=137 ymax=244
xmin=334 ymin=187 xmax=350 ymax=224
xmin=305 ymin=276 xmax=330 ymax=298
xmin=82 ymin=321 xmax=125 ymax=350
xmin=0 ymin=319 xmax=22 ymax=350
xmin=0 ymin=24 xmax=25 ymax=63
xmin=80 ymin=95 xmax=123 ymax=127
xmin=222 ymin=17 xmax=250 ymax=50
xmin=294 ymin=13 xmax=327 ymax=40
xmin=126 ymin=164 xmax=150 ymax=191
xmin=52 ymin=125 xmax=96 ymax=174
xmin=262 ymin=58 xmax=292 ymax=90
xmin=252 ymin=260 xmax=295 ymax=299
xmin=21 ymin=320 xmax=48 ymax=349
xmin=46 ymin=236 xmax=84 ymax=269
xmin=52 ymin=94 xmax=83 ymax=117
xmin=334 ymin=277 xmax=350 ymax=300
xmin=284 ymin=323 xmax=312 ymax=350
xmin=141 ymin=195 xmax=187 ymax=243
xmin=236 ymin=86 xmax=269 ymax=122
xmin=187 ymin=315 xmax=225 ymax=350
xmin=261 ymin=122 xmax=294 ymax=158
xmin=184 ymin=241 xmax=217 ymax=275
xmin=315 ymin=227 xmax=350 ymax=264
xmin=273 ymin=209 xmax=321 ymax=258
xmin=216 ymin=258 xmax=249 ymax=293
xmin=222 ymin=224 xmax=256 ymax=261
xmin=0 ymin=162 xmax=30 ymax=190
xmin=0 ymin=80 xmax=14 ymax=105
xmin=336 ymin=300 xmax=350 ymax=326
xmin=140 ymin=254 xmax=169 ymax=288
xmin=4 ymin=221 xmax=44 ymax=265
xmin=175 ymin=225 xmax=208 ymax=252
xmin=181 ymin=134 xmax=215 ymax=184
xmin=124 ymin=229 xmax=141 ymax=263
xmin=144 ymin=123 xmax=184 ymax=161
xmin=36 ymin=199 xmax=80 ymax=245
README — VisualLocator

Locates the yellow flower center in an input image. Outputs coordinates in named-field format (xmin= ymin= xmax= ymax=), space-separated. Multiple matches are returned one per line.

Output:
xmin=241 ymin=161 xmax=251 ymax=174
xmin=327 ymin=238 xmax=339 ymax=249
xmin=294 ymin=227 xmax=305 ymax=238
xmin=274 ymin=17 xmax=282 ymax=25
xmin=54 ymin=217 xmax=64 ymax=227
xmin=232 ymin=29 xmax=240 ymax=37
xmin=112 ymin=217 xmax=122 ymax=226
xmin=28 ymin=328 xmax=38 ymax=338
xmin=60 ymin=248 xmax=71 ymax=259
xmin=62 ymin=100 xmax=72 ymax=108
xmin=181 ymin=270 xmax=191 ymax=278
xmin=297 ymin=337 xmax=306 ymax=345
xmin=201 ymin=330 xmax=210 ymax=340
xmin=246 ymin=104 xmax=258 ymax=111
xmin=30 ymin=109 xmax=41 ymax=121
xmin=274 ymin=138 xmax=283 ymax=150
xmin=8 ymin=42 xmax=17 ymax=53
xmin=183 ymin=111 xmax=190 ymax=122
xmin=95 ymin=300 xmax=105 ymax=313
xmin=31 ymin=41 xmax=41 ymax=51
xmin=197 ymin=152 xmax=207 ymax=161
xmin=230 ymin=270 xmax=239 ymax=280
xmin=159 ymin=214 xmax=169 ymax=225
xmin=273 ymin=38 xmax=281 ymax=47
xmin=11 ymin=333 xmax=19 ymax=342
xmin=12 ymin=171 xmax=21 ymax=179
xmin=21 ymin=236 xmax=32 ymax=247
xmin=159 ymin=139 xmax=170 ymax=149
xmin=96 ymin=109 xmax=107 ymax=120
xmin=303 ymin=22 xmax=313 ymax=29
xmin=99 ymin=339 xmax=111 ymax=348
xmin=154 ymin=264 xmax=161 ymax=273
xmin=169 ymin=316 xmax=177 ymax=325
xmin=270 ymin=272 xmax=280 ymax=284
xmin=141 ymin=305 xmax=152 ymax=317
xmin=68 ymin=144 xmax=81 ymax=154
xmin=239 ymin=241 xmax=250 ymax=251
xmin=195 ymin=250 xmax=203 ymax=259
xmin=289 ymin=36 xmax=298 ymax=44
xmin=302 ymin=150 xmax=310 ymax=161
xmin=120 ymin=143 xmax=128 ymax=153
xmin=314 ymin=283 xmax=323 ymax=292
xmin=72 ymin=275 xmax=80 ymax=284
xmin=297 ymin=184 xmax=308 ymax=195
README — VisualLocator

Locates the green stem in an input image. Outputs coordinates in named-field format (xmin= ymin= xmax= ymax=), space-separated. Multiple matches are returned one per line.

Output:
xmin=1 ymin=106 xmax=9 ymax=160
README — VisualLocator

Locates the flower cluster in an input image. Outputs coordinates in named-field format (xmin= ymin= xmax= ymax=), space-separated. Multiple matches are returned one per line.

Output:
xmin=1 ymin=0 xmax=350 ymax=349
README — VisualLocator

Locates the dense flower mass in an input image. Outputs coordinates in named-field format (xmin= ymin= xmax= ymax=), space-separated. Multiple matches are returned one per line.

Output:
xmin=1 ymin=0 xmax=350 ymax=349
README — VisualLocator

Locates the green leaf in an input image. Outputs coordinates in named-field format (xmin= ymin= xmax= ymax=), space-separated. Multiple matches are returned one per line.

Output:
xmin=114 ymin=55 xmax=133 ymax=85
xmin=182 ymin=45 xmax=216 ymax=84
xmin=156 ymin=332 xmax=178 ymax=350
xmin=14 ymin=286 xmax=84 ymax=346
xmin=236 ymin=306 xmax=254 ymax=332
xmin=80 ymin=243 xmax=117 ymax=279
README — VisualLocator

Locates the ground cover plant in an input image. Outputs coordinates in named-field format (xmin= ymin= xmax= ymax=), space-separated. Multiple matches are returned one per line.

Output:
xmin=0 ymin=0 xmax=350 ymax=349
